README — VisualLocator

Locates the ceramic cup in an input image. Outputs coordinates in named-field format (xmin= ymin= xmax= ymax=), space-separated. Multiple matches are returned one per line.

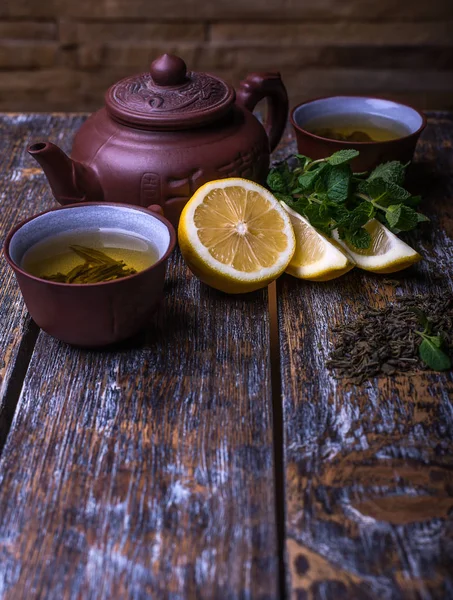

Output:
xmin=291 ymin=96 xmax=427 ymax=171
xmin=4 ymin=203 xmax=176 ymax=347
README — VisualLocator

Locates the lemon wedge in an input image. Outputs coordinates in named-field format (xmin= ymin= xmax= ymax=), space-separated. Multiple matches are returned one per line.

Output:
xmin=178 ymin=178 xmax=296 ymax=293
xmin=281 ymin=202 xmax=355 ymax=281
xmin=333 ymin=218 xmax=421 ymax=273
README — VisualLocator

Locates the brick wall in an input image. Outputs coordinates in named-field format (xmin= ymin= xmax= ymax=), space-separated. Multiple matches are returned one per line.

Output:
xmin=1 ymin=0 xmax=452 ymax=112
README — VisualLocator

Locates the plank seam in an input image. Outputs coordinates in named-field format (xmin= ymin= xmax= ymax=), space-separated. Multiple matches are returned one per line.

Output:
xmin=0 ymin=317 xmax=39 ymax=455
xmin=268 ymin=280 xmax=288 ymax=600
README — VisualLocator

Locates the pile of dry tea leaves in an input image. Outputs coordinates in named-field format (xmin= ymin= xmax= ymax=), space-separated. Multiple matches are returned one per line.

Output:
xmin=326 ymin=293 xmax=453 ymax=384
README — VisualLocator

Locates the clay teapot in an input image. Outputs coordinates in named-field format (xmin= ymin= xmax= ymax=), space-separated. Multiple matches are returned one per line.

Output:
xmin=28 ymin=54 xmax=288 ymax=226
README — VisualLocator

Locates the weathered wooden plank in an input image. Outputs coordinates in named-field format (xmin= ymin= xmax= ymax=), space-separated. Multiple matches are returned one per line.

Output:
xmin=279 ymin=113 xmax=453 ymax=599
xmin=0 ymin=114 xmax=86 ymax=448
xmin=0 ymin=113 xmax=277 ymax=598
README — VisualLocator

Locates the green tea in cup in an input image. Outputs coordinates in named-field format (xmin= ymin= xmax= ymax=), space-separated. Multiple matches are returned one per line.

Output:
xmin=22 ymin=229 xmax=158 ymax=284
xmin=305 ymin=113 xmax=410 ymax=143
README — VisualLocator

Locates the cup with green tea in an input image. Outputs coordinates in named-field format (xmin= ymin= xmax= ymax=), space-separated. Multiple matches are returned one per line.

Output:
xmin=290 ymin=96 xmax=426 ymax=171
xmin=4 ymin=203 xmax=176 ymax=347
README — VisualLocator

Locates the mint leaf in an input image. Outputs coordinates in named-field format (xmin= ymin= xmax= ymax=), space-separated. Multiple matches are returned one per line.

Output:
xmin=331 ymin=203 xmax=374 ymax=248
xmin=355 ymin=214 xmax=373 ymax=231
xmin=397 ymin=206 xmax=419 ymax=231
xmin=315 ymin=177 xmax=327 ymax=193
xmin=385 ymin=204 xmax=402 ymax=229
xmin=419 ymin=338 xmax=451 ymax=371
xmin=368 ymin=161 xmax=406 ymax=185
xmin=304 ymin=203 xmax=331 ymax=229
xmin=425 ymin=334 xmax=442 ymax=348
xmin=386 ymin=204 xmax=418 ymax=231
xmin=267 ymin=170 xmax=287 ymax=193
xmin=298 ymin=170 xmax=320 ymax=190
xmin=363 ymin=178 xmax=411 ymax=203
xmin=267 ymin=152 xmax=427 ymax=255
xmin=331 ymin=205 xmax=352 ymax=227
xmin=274 ymin=192 xmax=295 ymax=205
xmin=327 ymin=165 xmax=351 ymax=203
xmin=358 ymin=201 xmax=375 ymax=217
xmin=326 ymin=149 xmax=360 ymax=166
xmin=404 ymin=195 xmax=422 ymax=208
xmin=417 ymin=212 xmax=430 ymax=223
xmin=348 ymin=204 xmax=373 ymax=230
xmin=345 ymin=227 xmax=371 ymax=249
xmin=286 ymin=196 xmax=309 ymax=214
xmin=375 ymin=212 xmax=388 ymax=225
xmin=295 ymin=154 xmax=312 ymax=169
xmin=336 ymin=226 xmax=348 ymax=241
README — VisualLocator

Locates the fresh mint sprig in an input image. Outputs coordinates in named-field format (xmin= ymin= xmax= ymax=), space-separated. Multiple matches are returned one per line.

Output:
xmin=267 ymin=151 xmax=429 ymax=249
xmin=411 ymin=308 xmax=452 ymax=371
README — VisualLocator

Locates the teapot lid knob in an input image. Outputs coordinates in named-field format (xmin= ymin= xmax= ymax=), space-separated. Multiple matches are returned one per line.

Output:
xmin=150 ymin=54 xmax=187 ymax=86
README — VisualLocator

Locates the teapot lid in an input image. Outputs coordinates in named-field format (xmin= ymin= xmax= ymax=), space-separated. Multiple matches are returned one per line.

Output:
xmin=105 ymin=54 xmax=235 ymax=130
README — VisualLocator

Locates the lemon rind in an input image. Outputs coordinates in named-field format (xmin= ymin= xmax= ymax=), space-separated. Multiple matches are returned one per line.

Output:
xmin=281 ymin=202 xmax=353 ymax=278
xmin=332 ymin=219 xmax=421 ymax=270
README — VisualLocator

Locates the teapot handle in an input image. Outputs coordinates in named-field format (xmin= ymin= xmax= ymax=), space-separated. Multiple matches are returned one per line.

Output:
xmin=236 ymin=72 xmax=288 ymax=153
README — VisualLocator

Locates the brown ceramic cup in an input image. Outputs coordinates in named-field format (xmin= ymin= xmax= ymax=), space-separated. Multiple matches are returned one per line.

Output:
xmin=3 ymin=202 xmax=176 ymax=347
xmin=291 ymin=96 xmax=427 ymax=172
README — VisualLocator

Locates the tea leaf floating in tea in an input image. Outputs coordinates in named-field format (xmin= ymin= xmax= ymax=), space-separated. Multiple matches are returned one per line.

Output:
xmin=313 ymin=128 xmax=374 ymax=142
xmin=305 ymin=114 xmax=410 ymax=143
xmin=41 ymin=245 xmax=137 ymax=284
xmin=22 ymin=229 xmax=158 ymax=283
xmin=70 ymin=244 xmax=119 ymax=266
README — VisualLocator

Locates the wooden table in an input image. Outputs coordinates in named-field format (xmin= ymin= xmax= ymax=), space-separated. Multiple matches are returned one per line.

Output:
xmin=0 ymin=113 xmax=452 ymax=600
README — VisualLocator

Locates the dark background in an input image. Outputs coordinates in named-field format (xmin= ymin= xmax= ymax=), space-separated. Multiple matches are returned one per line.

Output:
xmin=0 ymin=0 xmax=452 ymax=112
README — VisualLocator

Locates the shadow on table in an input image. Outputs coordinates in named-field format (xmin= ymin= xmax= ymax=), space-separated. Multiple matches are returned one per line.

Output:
xmin=89 ymin=276 xmax=266 ymax=355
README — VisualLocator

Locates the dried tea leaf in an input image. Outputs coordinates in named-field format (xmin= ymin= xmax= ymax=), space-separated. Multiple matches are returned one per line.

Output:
xmin=327 ymin=293 xmax=453 ymax=382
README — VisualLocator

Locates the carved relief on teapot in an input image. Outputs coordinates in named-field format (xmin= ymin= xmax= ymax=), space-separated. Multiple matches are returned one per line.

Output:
xmin=113 ymin=72 xmax=229 ymax=116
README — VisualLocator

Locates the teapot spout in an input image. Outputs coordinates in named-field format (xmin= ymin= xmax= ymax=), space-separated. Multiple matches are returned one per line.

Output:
xmin=28 ymin=142 xmax=96 ymax=205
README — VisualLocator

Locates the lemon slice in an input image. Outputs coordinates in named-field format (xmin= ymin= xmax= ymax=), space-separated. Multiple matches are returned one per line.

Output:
xmin=281 ymin=203 xmax=355 ymax=281
xmin=178 ymin=178 xmax=296 ymax=293
xmin=333 ymin=218 xmax=421 ymax=273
